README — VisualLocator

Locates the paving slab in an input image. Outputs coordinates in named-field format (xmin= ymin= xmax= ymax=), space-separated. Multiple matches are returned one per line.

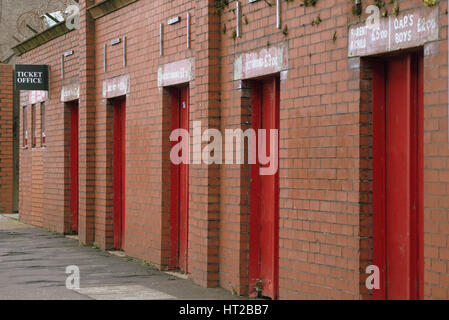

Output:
xmin=0 ymin=214 xmax=246 ymax=300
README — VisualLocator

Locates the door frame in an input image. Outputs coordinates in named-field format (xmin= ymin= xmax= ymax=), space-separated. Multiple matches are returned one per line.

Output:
xmin=371 ymin=52 xmax=424 ymax=300
xmin=249 ymin=77 xmax=280 ymax=299
xmin=69 ymin=100 xmax=79 ymax=234
xmin=169 ymin=85 xmax=190 ymax=272
xmin=112 ymin=96 xmax=126 ymax=250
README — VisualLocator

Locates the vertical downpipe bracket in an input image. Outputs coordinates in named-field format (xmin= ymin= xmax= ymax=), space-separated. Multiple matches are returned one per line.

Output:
xmin=276 ymin=0 xmax=281 ymax=29
xmin=160 ymin=23 xmax=164 ymax=56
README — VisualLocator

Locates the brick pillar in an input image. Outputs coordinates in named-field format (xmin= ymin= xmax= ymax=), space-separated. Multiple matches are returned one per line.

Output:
xmin=78 ymin=0 xmax=96 ymax=245
xmin=189 ymin=0 xmax=221 ymax=288
xmin=0 ymin=64 xmax=14 ymax=214
xmin=358 ymin=58 xmax=374 ymax=300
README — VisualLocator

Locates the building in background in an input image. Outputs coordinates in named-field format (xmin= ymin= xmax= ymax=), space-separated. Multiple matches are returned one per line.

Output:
xmin=7 ymin=0 xmax=449 ymax=300
xmin=0 ymin=0 xmax=76 ymax=64
xmin=0 ymin=0 xmax=77 ymax=213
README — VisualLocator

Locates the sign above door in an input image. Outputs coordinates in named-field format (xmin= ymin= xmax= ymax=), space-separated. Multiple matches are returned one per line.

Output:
xmin=14 ymin=64 xmax=49 ymax=91
xmin=348 ymin=6 xmax=439 ymax=57
xmin=234 ymin=44 xmax=288 ymax=81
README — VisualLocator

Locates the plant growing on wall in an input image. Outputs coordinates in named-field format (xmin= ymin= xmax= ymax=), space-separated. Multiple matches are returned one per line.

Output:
xmin=311 ymin=14 xmax=321 ymax=26
xmin=214 ymin=0 xmax=229 ymax=16
xmin=423 ymin=0 xmax=438 ymax=7
xmin=374 ymin=0 xmax=386 ymax=8
xmin=301 ymin=0 xmax=317 ymax=6
xmin=231 ymin=29 xmax=237 ymax=40
xmin=254 ymin=279 xmax=263 ymax=298
xmin=352 ymin=0 xmax=362 ymax=17
xmin=391 ymin=0 xmax=399 ymax=16
xmin=373 ymin=0 xmax=389 ymax=17
xmin=332 ymin=30 xmax=337 ymax=42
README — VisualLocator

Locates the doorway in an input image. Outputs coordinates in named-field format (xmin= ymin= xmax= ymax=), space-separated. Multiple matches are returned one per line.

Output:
xmin=112 ymin=97 xmax=126 ymax=250
xmin=249 ymin=77 xmax=280 ymax=299
xmin=69 ymin=101 xmax=79 ymax=234
xmin=169 ymin=86 xmax=189 ymax=272
xmin=372 ymin=52 xmax=424 ymax=300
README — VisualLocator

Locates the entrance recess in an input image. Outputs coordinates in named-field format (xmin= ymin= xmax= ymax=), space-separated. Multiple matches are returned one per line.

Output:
xmin=372 ymin=53 xmax=424 ymax=300
xmin=69 ymin=101 xmax=79 ymax=234
xmin=170 ymin=86 xmax=189 ymax=272
xmin=113 ymin=97 xmax=126 ymax=250
xmin=249 ymin=77 xmax=280 ymax=299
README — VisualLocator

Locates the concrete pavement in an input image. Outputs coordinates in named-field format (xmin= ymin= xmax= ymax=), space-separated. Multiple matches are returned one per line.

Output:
xmin=0 ymin=214 xmax=245 ymax=300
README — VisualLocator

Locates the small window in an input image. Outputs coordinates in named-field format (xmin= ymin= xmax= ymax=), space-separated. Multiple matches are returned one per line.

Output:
xmin=23 ymin=106 xmax=28 ymax=147
xmin=31 ymin=104 xmax=36 ymax=148
xmin=41 ymin=102 xmax=46 ymax=147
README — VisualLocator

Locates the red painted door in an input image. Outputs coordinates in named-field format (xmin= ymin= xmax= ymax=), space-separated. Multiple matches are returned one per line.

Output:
xmin=372 ymin=53 xmax=424 ymax=300
xmin=113 ymin=97 xmax=126 ymax=250
xmin=249 ymin=78 xmax=280 ymax=299
xmin=70 ymin=101 xmax=79 ymax=234
xmin=170 ymin=86 xmax=189 ymax=272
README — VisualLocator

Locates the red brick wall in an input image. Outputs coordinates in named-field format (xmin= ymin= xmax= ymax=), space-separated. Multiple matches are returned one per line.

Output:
xmin=15 ymin=0 xmax=449 ymax=299
xmin=0 ymin=64 xmax=14 ymax=214
xmin=421 ymin=3 xmax=449 ymax=298
xmin=78 ymin=0 xmax=96 ymax=245
xmin=87 ymin=1 xmax=222 ymax=286
xmin=215 ymin=0 xmax=449 ymax=300
xmin=219 ymin=0 xmax=367 ymax=300
xmin=19 ymin=30 xmax=79 ymax=232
